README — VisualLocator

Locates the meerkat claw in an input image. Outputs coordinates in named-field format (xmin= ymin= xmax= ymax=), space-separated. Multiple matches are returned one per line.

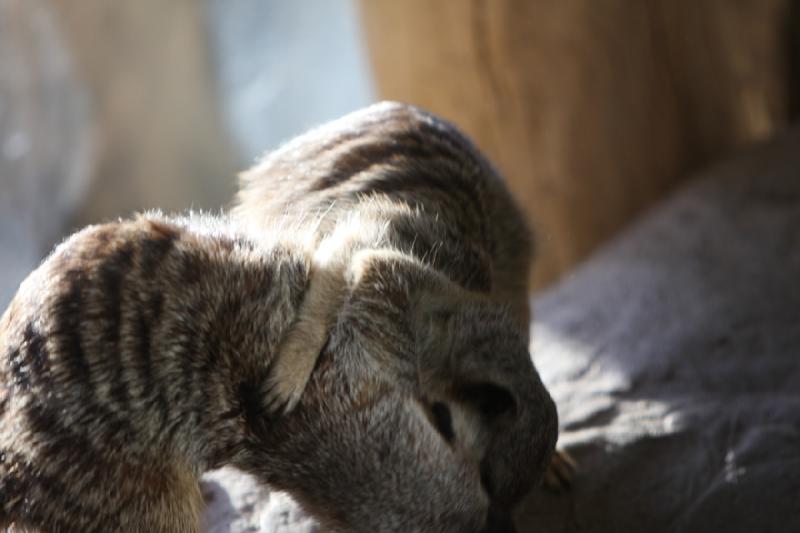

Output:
xmin=261 ymin=373 xmax=305 ymax=415
xmin=543 ymin=450 xmax=578 ymax=492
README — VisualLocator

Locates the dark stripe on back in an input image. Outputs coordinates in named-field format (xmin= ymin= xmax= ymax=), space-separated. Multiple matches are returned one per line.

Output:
xmin=412 ymin=115 xmax=486 ymax=166
xmin=0 ymin=448 xmax=33 ymax=519
xmin=140 ymin=221 xmax=179 ymax=278
xmin=52 ymin=268 xmax=93 ymax=394
xmin=198 ymin=329 xmax=223 ymax=445
xmin=175 ymin=326 xmax=203 ymax=442
xmin=291 ymin=106 xmax=411 ymax=163
xmin=310 ymin=128 xmax=485 ymax=223
xmin=8 ymin=347 xmax=28 ymax=390
xmin=97 ymin=244 xmax=135 ymax=414
xmin=180 ymin=252 xmax=205 ymax=285
xmin=364 ymin=165 xmax=480 ymax=214
xmin=153 ymin=287 xmax=213 ymax=448
xmin=22 ymin=323 xmax=49 ymax=381
xmin=0 ymin=455 xmax=95 ymax=532
xmin=133 ymin=222 xmax=177 ymax=425
xmin=310 ymin=133 xmax=431 ymax=192
xmin=51 ymin=268 xmax=135 ymax=445
xmin=8 ymin=324 xmax=53 ymax=394
xmin=132 ymin=294 xmax=171 ymax=433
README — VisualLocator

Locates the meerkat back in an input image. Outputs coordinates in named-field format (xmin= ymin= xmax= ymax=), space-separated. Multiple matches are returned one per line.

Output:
xmin=234 ymin=101 xmax=533 ymax=329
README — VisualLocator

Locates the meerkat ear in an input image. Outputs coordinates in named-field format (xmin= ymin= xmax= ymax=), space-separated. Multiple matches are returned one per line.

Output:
xmin=412 ymin=302 xmax=456 ymax=362
xmin=347 ymin=247 xmax=489 ymax=363
xmin=348 ymin=247 xmax=479 ymax=316
xmin=410 ymin=271 xmax=486 ymax=359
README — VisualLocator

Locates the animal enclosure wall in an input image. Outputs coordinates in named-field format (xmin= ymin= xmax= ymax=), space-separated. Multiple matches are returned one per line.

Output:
xmin=359 ymin=0 xmax=793 ymax=287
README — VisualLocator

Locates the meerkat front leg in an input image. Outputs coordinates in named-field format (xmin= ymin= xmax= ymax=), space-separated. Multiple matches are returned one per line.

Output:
xmin=261 ymin=237 xmax=350 ymax=414
xmin=261 ymin=266 xmax=343 ymax=413
xmin=262 ymin=245 xmax=425 ymax=414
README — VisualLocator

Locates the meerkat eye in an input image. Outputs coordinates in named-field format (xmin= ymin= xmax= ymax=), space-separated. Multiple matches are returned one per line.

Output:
xmin=461 ymin=383 xmax=517 ymax=420
xmin=429 ymin=401 xmax=455 ymax=443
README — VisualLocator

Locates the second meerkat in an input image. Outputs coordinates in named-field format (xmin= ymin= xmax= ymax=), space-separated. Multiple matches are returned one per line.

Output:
xmin=237 ymin=102 xmax=537 ymax=411
xmin=236 ymin=102 xmax=561 ymax=522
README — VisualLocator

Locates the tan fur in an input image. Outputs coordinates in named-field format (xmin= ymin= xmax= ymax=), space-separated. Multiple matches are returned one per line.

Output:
xmin=0 ymin=214 xmax=311 ymax=532
xmin=1 ymin=102 xmax=558 ymax=532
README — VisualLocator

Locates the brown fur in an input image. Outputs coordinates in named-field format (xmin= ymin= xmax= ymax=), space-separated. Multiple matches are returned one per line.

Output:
xmin=0 ymin=102 xmax=557 ymax=532
xmin=234 ymin=102 xmax=558 ymax=530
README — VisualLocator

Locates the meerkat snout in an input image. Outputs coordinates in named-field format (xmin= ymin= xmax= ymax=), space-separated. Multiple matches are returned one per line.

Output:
xmin=421 ymin=384 xmax=522 ymax=517
xmin=413 ymin=304 xmax=558 ymax=512
xmin=422 ymin=383 xmax=518 ymax=458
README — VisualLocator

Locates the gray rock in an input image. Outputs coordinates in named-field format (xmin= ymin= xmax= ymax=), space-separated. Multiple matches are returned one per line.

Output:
xmin=518 ymin=126 xmax=800 ymax=532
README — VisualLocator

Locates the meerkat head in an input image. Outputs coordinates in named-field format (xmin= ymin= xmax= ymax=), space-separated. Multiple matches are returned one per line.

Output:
xmin=236 ymin=248 xmax=556 ymax=532
xmin=412 ymin=299 xmax=558 ymax=516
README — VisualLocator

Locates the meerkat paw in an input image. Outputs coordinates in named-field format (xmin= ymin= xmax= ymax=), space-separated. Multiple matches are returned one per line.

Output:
xmin=262 ymin=327 xmax=324 ymax=415
xmin=262 ymin=352 xmax=316 ymax=415
xmin=543 ymin=450 xmax=577 ymax=492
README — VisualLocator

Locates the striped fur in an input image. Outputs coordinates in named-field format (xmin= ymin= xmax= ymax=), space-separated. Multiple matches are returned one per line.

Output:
xmin=0 ymin=215 xmax=309 ymax=532
xmin=0 ymin=102 xmax=557 ymax=532
xmin=234 ymin=102 xmax=557 ymax=531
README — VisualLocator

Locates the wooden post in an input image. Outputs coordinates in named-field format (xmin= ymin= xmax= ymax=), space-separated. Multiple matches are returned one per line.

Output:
xmin=359 ymin=0 xmax=791 ymax=288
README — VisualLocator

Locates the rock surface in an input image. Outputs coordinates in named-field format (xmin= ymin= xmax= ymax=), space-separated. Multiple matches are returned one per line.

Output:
xmin=517 ymin=125 xmax=800 ymax=532
xmin=202 ymin=126 xmax=800 ymax=532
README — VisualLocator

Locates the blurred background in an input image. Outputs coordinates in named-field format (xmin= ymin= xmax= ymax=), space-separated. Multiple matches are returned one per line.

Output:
xmin=1 ymin=0 xmax=797 ymax=307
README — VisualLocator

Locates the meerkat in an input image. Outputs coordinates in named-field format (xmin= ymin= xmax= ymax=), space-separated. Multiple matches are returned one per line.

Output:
xmin=236 ymin=102 xmax=537 ymax=411
xmin=235 ymin=102 xmax=565 ymax=524
xmin=0 ymin=102 xmax=559 ymax=533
